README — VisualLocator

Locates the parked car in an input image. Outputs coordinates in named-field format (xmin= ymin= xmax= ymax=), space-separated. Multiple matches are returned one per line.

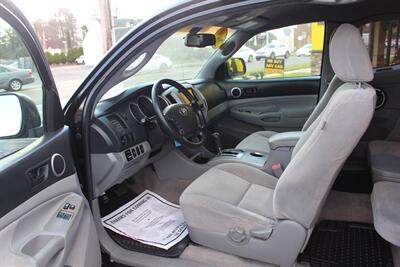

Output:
xmin=145 ymin=54 xmax=173 ymax=72
xmin=75 ymin=55 xmax=85 ymax=65
xmin=0 ymin=65 xmax=34 ymax=91
xmin=296 ymin=43 xmax=312 ymax=56
xmin=233 ymin=46 xmax=256 ymax=62
xmin=255 ymin=42 xmax=290 ymax=60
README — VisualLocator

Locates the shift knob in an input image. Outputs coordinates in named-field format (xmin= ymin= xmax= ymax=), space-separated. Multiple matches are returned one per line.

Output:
xmin=211 ymin=132 xmax=222 ymax=154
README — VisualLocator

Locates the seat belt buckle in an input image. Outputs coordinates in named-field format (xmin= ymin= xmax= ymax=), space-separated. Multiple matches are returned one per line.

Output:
xmin=271 ymin=163 xmax=284 ymax=177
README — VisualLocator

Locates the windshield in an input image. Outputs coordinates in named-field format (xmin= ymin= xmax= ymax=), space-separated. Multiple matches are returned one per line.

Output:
xmin=103 ymin=26 xmax=234 ymax=99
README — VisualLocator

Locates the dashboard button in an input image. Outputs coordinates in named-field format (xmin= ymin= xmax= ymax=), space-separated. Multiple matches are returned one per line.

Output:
xmin=125 ymin=150 xmax=133 ymax=161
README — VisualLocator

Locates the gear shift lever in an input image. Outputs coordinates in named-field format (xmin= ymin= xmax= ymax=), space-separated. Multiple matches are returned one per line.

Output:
xmin=211 ymin=132 xmax=223 ymax=154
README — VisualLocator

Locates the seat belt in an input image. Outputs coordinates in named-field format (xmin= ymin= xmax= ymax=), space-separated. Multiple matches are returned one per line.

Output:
xmin=271 ymin=163 xmax=284 ymax=178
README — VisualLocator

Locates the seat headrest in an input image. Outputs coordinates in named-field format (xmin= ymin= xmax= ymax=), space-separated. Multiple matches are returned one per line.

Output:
xmin=329 ymin=24 xmax=373 ymax=83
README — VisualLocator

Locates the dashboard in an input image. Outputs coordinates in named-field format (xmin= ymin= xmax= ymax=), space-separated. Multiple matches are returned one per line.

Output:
xmin=89 ymin=80 xmax=227 ymax=196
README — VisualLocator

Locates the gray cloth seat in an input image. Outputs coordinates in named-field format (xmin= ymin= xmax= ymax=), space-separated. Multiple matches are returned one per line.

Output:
xmin=235 ymin=73 xmax=344 ymax=153
xmin=180 ymin=24 xmax=376 ymax=266
xmin=369 ymin=140 xmax=400 ymax=183
xmin=371 ymin=181 xmax=400 ymax=246
xmin=235 ymin=130 xmax=276 ymax=153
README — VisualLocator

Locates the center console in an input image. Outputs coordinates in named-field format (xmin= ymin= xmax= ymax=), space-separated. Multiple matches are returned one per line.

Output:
xmin=208 ymin=131 xmax=303 ymax=176
xmin=210 ymin=149 xmax=269 ymax=168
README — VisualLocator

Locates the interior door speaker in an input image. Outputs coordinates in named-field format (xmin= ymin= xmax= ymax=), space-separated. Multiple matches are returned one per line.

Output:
xmin=51 ymin=153 xmax=66 ymax=177
xmin=375 ymin=89 xmax=386 ymax=110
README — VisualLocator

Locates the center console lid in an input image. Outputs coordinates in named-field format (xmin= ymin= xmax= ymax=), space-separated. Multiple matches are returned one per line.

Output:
xmin=269 ymin=131 xmax=303 ymax=150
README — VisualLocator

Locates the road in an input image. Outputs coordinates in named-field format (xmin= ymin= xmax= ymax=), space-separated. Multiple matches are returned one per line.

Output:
xmin=6 ymin=55 xmax=311 ymax=107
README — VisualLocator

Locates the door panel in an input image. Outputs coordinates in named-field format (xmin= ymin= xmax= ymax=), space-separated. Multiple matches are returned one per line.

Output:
xmin=0 ymin=183 xmax=100 ymax=267
xmin=229 ymin=95 xmax=317 ymax=129
xmin=0 ymin=1 xmax=100 ymax=266
xmin=365 ymin=67 xmax=400 ymax=141
xmin=0 ymin=128 xmax=101 ymax=267
xmin=215 ymin=78 xmax=319 ymax=145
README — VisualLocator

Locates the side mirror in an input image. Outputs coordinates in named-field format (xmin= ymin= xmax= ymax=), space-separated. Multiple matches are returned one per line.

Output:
xmin=0 ymin=93 xmax=41 ymax=138
xmin=185 ymin=33 xmax=216 ymax=48
xmin=226 ymin=58 xmax=246 ymax=78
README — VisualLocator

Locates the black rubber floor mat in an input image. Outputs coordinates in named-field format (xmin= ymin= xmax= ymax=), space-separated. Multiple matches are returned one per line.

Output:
xmin=106 ymin=229 xmax=190 ymax=258
xmin=299 ymin=220 xmax=393 ymax=267
xmin=99 ymin=185 xmax=189 ymax=258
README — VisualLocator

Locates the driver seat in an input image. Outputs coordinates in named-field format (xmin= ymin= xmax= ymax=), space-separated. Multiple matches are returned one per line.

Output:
xmin=180 ymin=24 xmax=376 ymax=266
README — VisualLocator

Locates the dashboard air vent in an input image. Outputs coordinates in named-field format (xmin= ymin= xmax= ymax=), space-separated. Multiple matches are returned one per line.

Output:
xmin=108 ymin=115 xmax=127 ymax=130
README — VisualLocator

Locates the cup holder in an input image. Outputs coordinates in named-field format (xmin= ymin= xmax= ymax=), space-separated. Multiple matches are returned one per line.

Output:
xmin=250 ymin=152 xmax=264 ymax=157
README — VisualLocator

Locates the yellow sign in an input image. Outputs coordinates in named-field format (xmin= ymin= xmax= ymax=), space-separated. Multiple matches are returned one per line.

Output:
xmin=264 ymin=58 xmax=285 ymax=75
xmin=311 ymin=22 xmax=325 ymax=51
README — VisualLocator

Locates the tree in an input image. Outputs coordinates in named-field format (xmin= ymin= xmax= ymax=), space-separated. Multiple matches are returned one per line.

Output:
xmin=81 ymin=25 xmax=88 ymax=40
xmin=32 ymin=8 xmax=79 ymax=51
xmin=67 ymin=47 xmax=83 ymax=63
xmin=33 ymin=20 xmax=47 ymax=48
xmin=55 ymin=8 xmax=77 ymax=50
xmin=45 ymin=18 xmax=64 ymax=49
xmin=0 ymin=28 xmax=28 ymax=60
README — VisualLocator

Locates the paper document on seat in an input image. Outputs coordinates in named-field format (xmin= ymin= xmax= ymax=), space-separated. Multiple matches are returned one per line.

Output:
xmin=102 ymin=190 xmax=188 ymax=250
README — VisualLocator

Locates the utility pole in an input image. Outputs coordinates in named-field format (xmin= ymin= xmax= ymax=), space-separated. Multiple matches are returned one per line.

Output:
xmin=99 ymin=0 xmax=113 ymax=54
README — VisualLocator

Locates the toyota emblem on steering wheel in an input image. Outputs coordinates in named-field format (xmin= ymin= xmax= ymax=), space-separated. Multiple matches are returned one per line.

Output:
xmin=179 ymin=106 xmax=188 ymax=116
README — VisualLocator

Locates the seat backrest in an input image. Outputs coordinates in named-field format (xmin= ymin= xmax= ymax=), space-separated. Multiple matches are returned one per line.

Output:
xmin=302 ymin=75 xmax=343 ymax=131
xmin=273 ymin=24 xmax=376 ymax=229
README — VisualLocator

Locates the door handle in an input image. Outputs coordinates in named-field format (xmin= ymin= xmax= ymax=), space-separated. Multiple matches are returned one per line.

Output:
xmin=21 ymin=234 xmax=64 ymax=267
xmin=27 ymin=164 xmax=49 ymax=187
xmin=260 ymin=112 xmax=282 ymax=122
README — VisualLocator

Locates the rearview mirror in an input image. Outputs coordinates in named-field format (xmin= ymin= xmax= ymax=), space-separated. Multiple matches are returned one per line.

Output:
xmin=0 ymin=93 xmax=41 ymax=138
xmin=185 ymin=33 xmax=216 ymax=48
xmin=227 ymin=58 xmax=246 ymax=78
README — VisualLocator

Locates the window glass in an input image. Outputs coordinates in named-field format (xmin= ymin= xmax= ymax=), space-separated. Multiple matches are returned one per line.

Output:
xmin=230 ymin=22 xmax=325 ymax=80
xmin=102 ymin=26 xmax=234 ymax=100
xmin=360 ymin=20 xmax=400 ymax=68
xmin=0 ymin=18 xmax=44 ymax=159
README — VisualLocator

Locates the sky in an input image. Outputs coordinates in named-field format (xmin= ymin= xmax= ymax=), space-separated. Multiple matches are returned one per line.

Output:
xmin=12 ymin=0 xmax=183 ymax=26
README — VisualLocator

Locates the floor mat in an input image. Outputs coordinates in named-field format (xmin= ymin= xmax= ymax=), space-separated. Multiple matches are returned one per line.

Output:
xmin=333 ymin=170 xmax=373 ymax=194
xmin=99 ymin=184 xmax=189 ymax=258
xmin=299 ymin=220 xmax=393 ymax=267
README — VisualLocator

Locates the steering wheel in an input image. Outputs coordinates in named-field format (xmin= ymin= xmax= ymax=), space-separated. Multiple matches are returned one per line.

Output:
xmin=152 ymin=79 xmax=207 ymax=148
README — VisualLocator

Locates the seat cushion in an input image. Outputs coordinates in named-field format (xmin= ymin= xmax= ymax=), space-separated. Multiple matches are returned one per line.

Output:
xmin=369 ymin=141 xmax=400 ymax=183
xmin=371 ymin=181 xmax=400 ymax=246
xmin=180 ymin=163 xmax=278 ymax=234
xmin=180 ymin=163 xmax=307 ymax=266
xmin=235 ymin=131 xmax=276 ymax=153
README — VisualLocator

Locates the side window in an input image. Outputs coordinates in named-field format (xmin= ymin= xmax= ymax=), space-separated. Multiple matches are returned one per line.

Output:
xmin=230 ymin=22 xmax=325 ymax=80
xmin=360 ymin=20 xmax=400 ymax=68
xmin=0 ymin=18 xmax=44 ymax=159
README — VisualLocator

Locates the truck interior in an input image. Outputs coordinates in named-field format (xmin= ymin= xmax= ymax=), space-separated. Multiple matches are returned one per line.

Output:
xmin=1 ymin=0 xmax=400 ymax=266
xmin=82 ymin=1 xmax=400 ymax=266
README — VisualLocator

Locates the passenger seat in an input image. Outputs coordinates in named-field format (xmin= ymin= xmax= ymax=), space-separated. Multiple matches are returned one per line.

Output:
xmin=369 ymin=140 xmax=400 ymax=183
xmin=369 ymin=141 xmax=400 ymax=248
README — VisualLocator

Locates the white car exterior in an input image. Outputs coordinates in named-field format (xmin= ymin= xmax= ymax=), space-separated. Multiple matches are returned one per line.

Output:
xmin=75 ymin=55 xmax=85 ymax=64
xmin=144 ymin=54 xmax=173 ymax=72
xmin=233 ymin=46 xmax=256 ymax=62
xmin=256 ymin=43 xmax=290 ymax=60
xmin=296 ymin=43 xmax=312 ymax=57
